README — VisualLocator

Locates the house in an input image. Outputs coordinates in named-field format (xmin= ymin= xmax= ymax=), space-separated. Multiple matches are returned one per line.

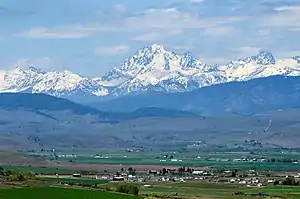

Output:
xmin=113 ymin=176 xmax=125 ymax=181
xmin=192 ymin=171 xmax=203 ymax=175
xmin=72 ymin=173 xmax=81 ymax=178
xmin=149 ymin=170 xmax=158 ymax=174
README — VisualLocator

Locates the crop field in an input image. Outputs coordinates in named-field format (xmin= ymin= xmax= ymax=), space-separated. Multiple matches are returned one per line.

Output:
xmin=0 ymin=187 xmax=142 ymax=199
xmin=2 ymin=165 xmax=76 ymax=174
xmin=41 ymin=177 xmax=108 ymax=186
xmin=54 ymin=154 xmax=300 ymax=171
xmin=135 ymin=181 xmax=300 ymax=199
xmin=14 ymin=149 xmax=300 ymax=172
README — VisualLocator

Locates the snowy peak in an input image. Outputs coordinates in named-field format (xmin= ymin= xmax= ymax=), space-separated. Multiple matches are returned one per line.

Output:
xmin=223 ymin=51 xmax=300 ymax=81
xmin=250 ymin=51 xmax=276 ymax=65
xmin=1 ymin=45 xmax=300 ymax=99
xmin=27 ymin=66 xmax=46 ymax=74
xmin=293 ymin=56 xmax=300 ymax=63
xmin=227 ymin=51 xmax=276 ymax=69
xmin=98 ymin=44 xmax=225 ymax=95
xmin=0 ymin=66 xmax=108 ymax=97
xmin=145 ymin=44 xmax=166 ymax=53
xmin=101 ymin=44 xmax=210 ymax=85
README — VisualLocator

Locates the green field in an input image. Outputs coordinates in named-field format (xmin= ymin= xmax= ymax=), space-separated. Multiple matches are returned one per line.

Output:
xmin=2 ymin=165 xmax=76 ymax=174
xmin=55 ymin=156 xmax=300 ymax=171
xmin=42 ymin=177 xmax=108 ymax=186
xmin=99 ymin=181 xmax=300 ymax=199
xmin=0 ymin=187 xmax=142 ymax=199
xmin=2 ymin=181 xmax=300 ymax=199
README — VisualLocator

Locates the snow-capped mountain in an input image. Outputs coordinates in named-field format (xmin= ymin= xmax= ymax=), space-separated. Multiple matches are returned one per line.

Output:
xmin=0 ymin=66 xmax=108 ymax=99
xmin=96 ymin=44 xmax=226 ymax=95
xmin=1 ymin=44 xmax=300 ymax=99
xmin=221 ymin=51 xmax=300 ymax=82
xmin=96 ymin=44 xmax=300 ymax=96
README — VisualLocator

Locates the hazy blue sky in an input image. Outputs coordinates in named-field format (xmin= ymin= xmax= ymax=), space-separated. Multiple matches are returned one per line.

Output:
xmin=0 ymin=0 xmax=300 ymax=77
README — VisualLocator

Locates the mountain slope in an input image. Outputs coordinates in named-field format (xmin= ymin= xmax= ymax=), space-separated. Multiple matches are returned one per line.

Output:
xmin=2 ymin=106 xmax=300 ymax=149
xmin=0 ymin=93 xmax=196 ymax=121
xmin=93 ymin=75 xmax=300 ymax=116
xmin=0 ymin=93 xmax=197 ymax=149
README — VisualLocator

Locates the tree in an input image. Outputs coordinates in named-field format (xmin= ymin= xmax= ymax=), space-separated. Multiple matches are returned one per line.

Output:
xmin=274 ymin=180 xmax=280 ymax=186
xmin=128 ymin=167 xmax=136 ymax=175
xmin=282 ymin=176 xmax=298 ymax=186
xmin=116 ymin=184 xmax=139 ymax=195
xmin=162 ymin=168 xmax=167 ymax=175
xmin=0 ymin=166 xmax=4 ymax=176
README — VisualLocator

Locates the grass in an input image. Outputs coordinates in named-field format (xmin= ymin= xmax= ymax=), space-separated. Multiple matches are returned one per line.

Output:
xmin=58 ymin=155 xmax=300 ymax=171
xmin=2 ymin=165 xmax=76 ymax=174
xmin=101 ymin=181 xmax=300 ymax=199
xmin=0 ymin=187 xmax=142 ymax=199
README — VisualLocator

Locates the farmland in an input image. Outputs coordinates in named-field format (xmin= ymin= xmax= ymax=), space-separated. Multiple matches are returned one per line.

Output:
xmin=2 ymin=182 xmax=300 ymax=199
xmin=2 ymin=149 xmax=300 ymax=199
xmin=37 ymin=149 xmax=300 ymax=172
xmin=0 ymin=187 xmax=142 ymax=199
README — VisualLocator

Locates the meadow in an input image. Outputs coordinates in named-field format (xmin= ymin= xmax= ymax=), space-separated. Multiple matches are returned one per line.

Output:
xmin=53 ymin=151 xmax=300 ymax=171
xmin=98 ymin=180 xmax=300 ymax=199
xmin=139 ymin=182 xmax=300 ymax=198
xmin=0 ymin=187 xmax=142 ymax=199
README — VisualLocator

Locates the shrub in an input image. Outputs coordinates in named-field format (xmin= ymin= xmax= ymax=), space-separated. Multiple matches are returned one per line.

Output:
xmin=116 ymin=183 xmax=139 ymax=195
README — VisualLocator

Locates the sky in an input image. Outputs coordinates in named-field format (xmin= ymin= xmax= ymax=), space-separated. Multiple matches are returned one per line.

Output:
xmin=0 ymin=0 xmax=300 ymax=77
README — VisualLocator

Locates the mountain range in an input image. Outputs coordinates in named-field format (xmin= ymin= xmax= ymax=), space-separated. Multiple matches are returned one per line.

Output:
xmin=94 ymin=75 xmax=300 ymax=115
xmin=1 ymin=92 xmax=300 ymax=149
xmin=1 ymin=44 xmax=300 ymax=101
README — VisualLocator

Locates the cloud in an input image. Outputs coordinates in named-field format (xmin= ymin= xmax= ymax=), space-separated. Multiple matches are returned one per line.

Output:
xmin=133 ymin=29 xmax=183 ymax=41
xmin=202 ymin=27 xmax=235 ymax=36
xmin=277 ymin=50 xmax=300 ymax=58
xmin=189 ymin=0 xmax=205 ymax=4
xmin=234 ymin=46 xmax=261 ymax=57
xmin=16 ymin=7 xmax=246 ymax=40
xmin=15 ymin=24 xmax=110 ymax=39
xmin=114 ymin=4 xmax=127 ymax=13
xmin=260 ymin=6 xmax=300 ymax=28
xmin=12 ymin=57 xmax=63 ymax=71
xmin=124 ymin=8 xmax=247 ymax=31
xmin=94 ymin=45 xmax=130 ymax=56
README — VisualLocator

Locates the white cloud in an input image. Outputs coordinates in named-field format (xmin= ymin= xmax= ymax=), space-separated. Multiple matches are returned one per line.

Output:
xmin=15 ymin=24 xmax=109 ymax=39
xmin=133 ymin=32 xmax=160 ymax=41
xmin=189 ymin=0 xmax=205 ymax=3
xmin=202 ymin=27 xmax=235 ymax=36
xmin=114 ymin=4 xmax=127 ymax=13
xmin=261 ymin=6 xmax=300 ymax=28
xmin=123 ymin=8 xmax=247 ymax=31
xmin=273 ymin=6 xmax=300 ymax=11
xmin=258 ymin=29 xmax=270 ymax=36
xmin=168 ymin=29 xmax=183 ymax=35
xmin=16 ymin=7 xmax=246 ymax=40
xmin=94 ymin=45 xmax=129 ymax=56
xmin=133 ymin=29 xmax=183 ymax=41
xmin=276 ymin=50 xmax=300 ymax=58
xmin=235 ymin=46 xmax=261 ymax=57
xmin=12 ymin=57 xmax=63 ymax=71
